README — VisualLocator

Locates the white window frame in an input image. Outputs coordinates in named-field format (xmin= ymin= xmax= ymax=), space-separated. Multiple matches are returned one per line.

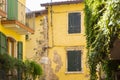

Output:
xmin=67 ymin=12 xmax=82 ymax=34
xmin=65 ymin=47 xmax=84 ymax=74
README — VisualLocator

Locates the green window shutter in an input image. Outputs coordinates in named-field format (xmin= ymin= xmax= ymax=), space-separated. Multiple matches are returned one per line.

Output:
xmin=0 ymin=32 xmax=7 ymax=54
xmin=17 ymin=41 xmax=23 ymax=60
xmin=17 ymin=42 xmax=23 ymax=80
xmin=68 ymin=13 xmax=81 ymax=33
xmin=67 ymin=50 xmax=81 ymax=71
xmin=75 ymin=51 xmax=81 ymax=71
xmin=7 ymin=0 xmax=18 ymax=20
xmin=17 ymin=68 xmax=22 ymax=80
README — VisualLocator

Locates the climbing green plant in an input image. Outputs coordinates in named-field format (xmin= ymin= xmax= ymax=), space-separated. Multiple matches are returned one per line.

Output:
xmin=24 ymin=60 xmax=43 ymax=80
xmin=84 ymin=0 xmax=120 ymax=80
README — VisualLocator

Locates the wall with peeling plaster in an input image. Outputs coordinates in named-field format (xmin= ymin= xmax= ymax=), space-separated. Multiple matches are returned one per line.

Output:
xmin=26 ymin=14 xmax=47 ymax=60
xmin=25 ymin=13 xmax=48 ymax=80
xmin=26 ymin=2 xmax=89 ymax=80
xmin=47 ymin=2 xmax=89 ymax=80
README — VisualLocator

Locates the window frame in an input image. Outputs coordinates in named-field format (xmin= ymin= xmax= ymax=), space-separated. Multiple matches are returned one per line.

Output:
xmin=68 ymin=12 xmax=81 ymax=34
xmin=7 ymin=37 xmax=16 ymax=57
xmin=66 ymin=48 xmax=83 ymax=73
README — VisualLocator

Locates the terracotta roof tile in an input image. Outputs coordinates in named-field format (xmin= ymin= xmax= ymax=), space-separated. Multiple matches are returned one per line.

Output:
xmin=41 ymin=0 xmax=84 ymax=7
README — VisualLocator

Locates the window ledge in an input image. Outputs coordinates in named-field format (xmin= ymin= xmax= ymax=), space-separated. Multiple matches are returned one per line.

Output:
xmin=67 ymin=33 xmax=84 ymax=36
xmin=65 ymin=71 xmax=83 ymax=74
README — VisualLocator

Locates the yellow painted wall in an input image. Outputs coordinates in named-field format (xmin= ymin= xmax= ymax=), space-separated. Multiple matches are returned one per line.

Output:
xmin=48 ymin=47 xmax=89 ymax=80
xmin=0 ymin=0 xmax=27 ymax=60
xmin=19 ymin=0 xmax=25 ymax=4
xmin=0 ymin=24 xmax=25 ymax=60
xmin=48 ymin=3 xmax=85 ymax=47
xmin=18 ymin=0 xmax=26 ymax=24
xmin=26 ymin=15 xmax=46 ymax=59
xmin=26 ymin=2 xmax=89 ymax=80
xmin=47 ymin=2 xmax=89 ymax=80
xmin=26 ymin=13 xmax=48 ymax=80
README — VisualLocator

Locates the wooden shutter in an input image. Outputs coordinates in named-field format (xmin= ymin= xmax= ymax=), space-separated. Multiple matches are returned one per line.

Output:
xmin=68 ymin=13 xmax=81 ymax=33
xmin=75 ymin=50 xmax=81 ymax=71
xmin=7 ymin=0 xmax=18 ymax=20
xmin=17 ymin=68 xmax=22 ymax=80
xmin=67 ymin=50 xmax=81 ymax=71
xmin=0 ymin=32 xmax=7 ymax=54
xmin=17 ymin=42 xmax=23 ymax=80
xmin=17 ymin=41 xmax=23 ymax=60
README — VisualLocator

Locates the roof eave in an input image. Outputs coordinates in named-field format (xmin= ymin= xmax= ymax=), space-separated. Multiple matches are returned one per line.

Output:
xmin=41 ymin=0 xmax=84 ymax=7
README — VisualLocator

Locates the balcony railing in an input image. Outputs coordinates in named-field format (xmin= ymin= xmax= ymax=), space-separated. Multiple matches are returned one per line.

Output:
xmin=7 ymin=0 xmax=35 ymax=31
xmin=0 ymin=0 xmax=35 ymax=34
xmin=0 ymin=0 xmax=7 ymax=17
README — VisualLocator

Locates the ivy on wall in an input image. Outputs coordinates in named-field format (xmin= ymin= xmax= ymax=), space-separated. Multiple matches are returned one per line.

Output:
xmin=84 ymin=0 xmax=120 ymax=80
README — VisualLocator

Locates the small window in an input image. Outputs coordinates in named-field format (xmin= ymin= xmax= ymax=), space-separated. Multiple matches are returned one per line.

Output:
xmin=67 ymin=50 xmax=81 ymax=72
xmin=68 ymin=12 xmax=81 ymax=34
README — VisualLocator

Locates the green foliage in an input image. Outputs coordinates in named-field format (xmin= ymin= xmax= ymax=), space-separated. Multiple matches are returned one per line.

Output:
xmin=24 ymin=60 xmax=43 ymax=80
xmin=84 ymin=0 xmax=120 ymax=80
xmin=0 ymin=54 xmax=24 ymax=79
xmin=0 ymin=54 xmax=42 ymax=80
xmin=0 ymin=54 xmax=18 ymax=72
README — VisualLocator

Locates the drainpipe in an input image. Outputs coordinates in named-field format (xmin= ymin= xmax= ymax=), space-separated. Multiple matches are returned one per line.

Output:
xmin=50 ymin=0 xmax=54 ymax=47
xmin=50 ymin=0 xmax=52 ymax=26
xmin=45 ymin=0 xmax=53 ymax=79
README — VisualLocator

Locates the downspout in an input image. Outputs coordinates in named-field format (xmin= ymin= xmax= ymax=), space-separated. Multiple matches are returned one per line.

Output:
xmin=50 ymin=0 xmax=53 ymax=26
xmin=45 ymin=0 xmax=53 ymax=80
xmin=50 ymin=0 xmax=54 ymax=47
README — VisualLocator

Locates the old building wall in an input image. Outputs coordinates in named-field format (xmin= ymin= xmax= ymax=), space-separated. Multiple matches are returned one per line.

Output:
xmin=46 ymin=2 xmax=89 ymax=80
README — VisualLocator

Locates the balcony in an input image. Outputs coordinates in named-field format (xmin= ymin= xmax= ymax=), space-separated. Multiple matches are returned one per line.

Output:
xmin=1 ymin=0 xmax=35 ymax=35
xmin=0 ymin=0 xmax=7 ymax=17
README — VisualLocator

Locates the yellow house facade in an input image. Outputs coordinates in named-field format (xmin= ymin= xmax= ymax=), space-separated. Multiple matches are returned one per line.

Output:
xmin=25 ymin=10 xmax=48 ymax=80
xmin=26 ymin=10 xmax=48 ymax=60
xmin=41 ymin=1 xmax=89 ymax=80
xmin=0 ymin=0 xmax=34 ymax=60
xmin=0 ymin=0 xmax=34 ymax=79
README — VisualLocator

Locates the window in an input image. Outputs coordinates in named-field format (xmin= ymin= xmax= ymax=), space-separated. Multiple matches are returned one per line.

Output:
xmin=68 ymin=12 xmax=81 ymax=33
xmin=67 ymin=50 xmax=81 ymax=72
xmin=7 ymin=37 xmax=16 ymax=57
xmin=0 ymin=32 xmax=23 ymax=60
xmin=0 ymin=32 xmax=7 ymax=54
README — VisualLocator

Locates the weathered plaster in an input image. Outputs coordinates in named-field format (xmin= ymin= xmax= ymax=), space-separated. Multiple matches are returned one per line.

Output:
xmin=53 ymin=51 xmax=63 ymax=72
xmin=45 ymin=59 xmax=59 ymax=80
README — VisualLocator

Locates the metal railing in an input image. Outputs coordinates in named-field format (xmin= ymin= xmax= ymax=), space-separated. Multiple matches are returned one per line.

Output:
xmin=7 ymin=0 xmax=35 ymax=30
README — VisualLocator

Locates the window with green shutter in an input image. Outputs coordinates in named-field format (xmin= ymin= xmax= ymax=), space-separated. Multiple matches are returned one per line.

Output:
xmin=17 ymin=68 xmax=22 ymax=80
xmin=68 ymin=12 xmax=81 ymax=34
xmin=0 ymin=32 xmax=7 ymax=54
xmin=7 ymin=0 xmax=18 ymax=20
xmin=67 ymin=50 xmax=81 ymax=72
xmin=17 ymin=41 xmax=23 ymax=80
xmin=17 ymin=41 xmax=23 ymax=60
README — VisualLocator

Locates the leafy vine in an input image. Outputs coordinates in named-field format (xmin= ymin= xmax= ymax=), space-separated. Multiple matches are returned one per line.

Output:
xmin=84 ymin=0 xmax=120 ymax=80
